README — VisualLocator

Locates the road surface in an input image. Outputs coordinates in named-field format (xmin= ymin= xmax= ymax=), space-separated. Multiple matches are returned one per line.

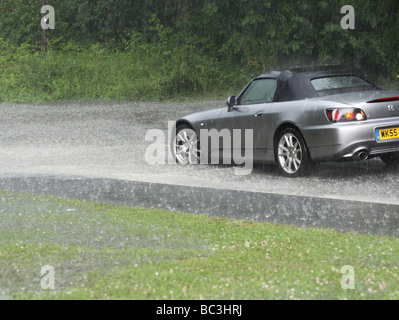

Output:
xmin=0 ymin=101 xmax=398 ymax=236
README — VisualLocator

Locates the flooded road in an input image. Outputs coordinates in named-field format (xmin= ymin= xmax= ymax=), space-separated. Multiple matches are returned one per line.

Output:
xmin=0 ymin=101 xmax=398 ymax=236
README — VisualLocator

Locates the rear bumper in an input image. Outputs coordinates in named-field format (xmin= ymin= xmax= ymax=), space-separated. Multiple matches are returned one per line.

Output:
xmin=303 ymin=117 xmax=399 ymax=161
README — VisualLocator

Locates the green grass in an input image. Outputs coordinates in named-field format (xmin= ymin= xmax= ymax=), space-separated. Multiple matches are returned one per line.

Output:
xmin=1 ymin=40 xmax=398 ymax=104
xmin=0 ymin=44 xmax=250 ymax=104
xmin=0 ymin=190 xmax=398 ymax=300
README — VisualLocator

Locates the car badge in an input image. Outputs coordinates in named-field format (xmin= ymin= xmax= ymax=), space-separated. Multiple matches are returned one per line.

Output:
xmin=388 ymin=105 xmax=395 ymax=111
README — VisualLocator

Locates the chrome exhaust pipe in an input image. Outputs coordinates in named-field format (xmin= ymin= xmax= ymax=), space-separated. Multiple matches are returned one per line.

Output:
xmin=355 ymin=150 xmax=369 ymax=161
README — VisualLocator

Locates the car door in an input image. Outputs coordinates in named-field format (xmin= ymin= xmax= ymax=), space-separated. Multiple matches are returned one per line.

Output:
xmin=231 ymin=78 xmax=277 ymax=157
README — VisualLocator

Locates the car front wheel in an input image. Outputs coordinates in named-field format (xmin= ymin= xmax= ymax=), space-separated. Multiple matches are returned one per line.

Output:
xmin=275 ymin=128 xmax=311 ymax=177
xmin=173 ymin=125 xmax=201 ymax=165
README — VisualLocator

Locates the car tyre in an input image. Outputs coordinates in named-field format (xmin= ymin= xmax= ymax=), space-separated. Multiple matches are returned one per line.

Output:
xmin=275 ymin=128 xmax=311 ymax=177
xmin=173 ymin=125 xmax=201 ymax=165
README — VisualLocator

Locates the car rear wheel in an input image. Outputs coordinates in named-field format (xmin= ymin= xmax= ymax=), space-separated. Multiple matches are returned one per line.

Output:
xmin=380 ymin=152 xmax=399 ymax=167
xmin=173 ymin=125 xmax=201 ymax=165
xmin=275 ymin=128 xmax=311 ymax=177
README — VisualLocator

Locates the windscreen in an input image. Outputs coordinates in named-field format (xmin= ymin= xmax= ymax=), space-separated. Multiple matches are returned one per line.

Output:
xmin=311 ymin=76 xmax=376 ymax=95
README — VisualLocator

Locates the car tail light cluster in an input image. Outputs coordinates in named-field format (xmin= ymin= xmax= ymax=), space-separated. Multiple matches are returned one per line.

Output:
xmin=326 ymin=108 xmax=367 ymax=123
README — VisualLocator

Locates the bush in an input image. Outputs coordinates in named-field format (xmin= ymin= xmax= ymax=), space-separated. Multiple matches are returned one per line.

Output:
xmin=0 ymin=38 xmax=250 ymax=103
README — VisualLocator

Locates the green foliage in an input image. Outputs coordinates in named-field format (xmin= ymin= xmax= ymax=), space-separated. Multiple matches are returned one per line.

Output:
xmin=0 ymin=0 xmax=398 ymax=102
xmin=0 ymin=40 xmax=247 ymax=103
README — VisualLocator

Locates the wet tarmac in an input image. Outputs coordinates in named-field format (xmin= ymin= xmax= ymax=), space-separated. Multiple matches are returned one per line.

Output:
xmin=0 ymin=101 xmax=398 ymax=237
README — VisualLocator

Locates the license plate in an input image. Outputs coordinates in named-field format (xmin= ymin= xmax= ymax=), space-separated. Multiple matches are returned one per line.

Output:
xmin=376 ymin=128 xmax=399 ymax=141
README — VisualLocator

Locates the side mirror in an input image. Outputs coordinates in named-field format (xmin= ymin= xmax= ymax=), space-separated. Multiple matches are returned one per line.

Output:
xmin=226 ymin=96 xmax=236 ymax=110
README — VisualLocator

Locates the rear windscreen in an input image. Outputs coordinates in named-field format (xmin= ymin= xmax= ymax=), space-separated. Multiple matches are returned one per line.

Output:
xmin=311 ymin=76 xmax=376 ymax=94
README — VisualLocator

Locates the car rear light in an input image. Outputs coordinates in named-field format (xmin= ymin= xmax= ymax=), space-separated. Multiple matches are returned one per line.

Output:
xmin=326 ymin=108 xmax=367 ymax=123
xmin=367 ymin=97 xmax=399 ymax=103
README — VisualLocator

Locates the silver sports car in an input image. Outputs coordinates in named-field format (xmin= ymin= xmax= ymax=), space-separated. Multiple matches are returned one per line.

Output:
xmin=173 ymin=66 xmax=399 ymax=177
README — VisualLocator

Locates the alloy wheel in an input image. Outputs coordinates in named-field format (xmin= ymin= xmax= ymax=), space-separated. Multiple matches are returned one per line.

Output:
xmin=277 ymin=132 xmax=303 ymax=175
xmin=174 ymin=127 xmax=201 ymax=165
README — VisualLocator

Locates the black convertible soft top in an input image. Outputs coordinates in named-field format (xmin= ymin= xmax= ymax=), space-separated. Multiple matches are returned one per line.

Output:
xmin=255 ymin=66 xmax=375 ymax=102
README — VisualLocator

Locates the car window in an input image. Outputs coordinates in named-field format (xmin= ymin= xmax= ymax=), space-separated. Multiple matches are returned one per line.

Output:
xmin=311 ymin=76 xmax=375 ymax=92
xmin=240 ymin=79 xmax=277 ymax=105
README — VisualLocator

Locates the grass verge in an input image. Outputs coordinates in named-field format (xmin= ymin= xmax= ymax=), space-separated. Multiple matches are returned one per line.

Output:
xmin=0 ymin=190 xmax=398 ymax=300
xmin=1 ymin=40 xmax=398 ymax=104
xmin=0 ymin=43 xmax=250 ymax=104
